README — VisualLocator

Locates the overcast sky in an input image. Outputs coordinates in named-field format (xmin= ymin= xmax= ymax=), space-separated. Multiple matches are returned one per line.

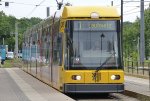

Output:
xmin=0 ymin=0 xmax=149 ymax=22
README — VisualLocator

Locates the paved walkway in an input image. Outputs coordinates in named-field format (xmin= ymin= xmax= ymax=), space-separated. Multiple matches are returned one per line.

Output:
xmin=125 ymin=76 xmax=150 ymax=99
xmin=0 ymin=68 xmax=149 ymax=101
xmin=0 ymin=68 xmax=74 ymax=101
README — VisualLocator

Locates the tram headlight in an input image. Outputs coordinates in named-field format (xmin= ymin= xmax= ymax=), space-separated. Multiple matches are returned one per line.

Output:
xmin=72 ymin=75 xmax=81 ymax=80
xmin=111 ymin=75 xmax=120 ymax=80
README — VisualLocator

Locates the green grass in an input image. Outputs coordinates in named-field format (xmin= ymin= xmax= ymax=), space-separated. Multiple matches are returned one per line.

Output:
xmin=145 ymin=60 xmax=150 ymax=62
xmin=2 ymin=59 xmax=22 ymax=68
xmin=2 ymin=59 xmax=13 ymax=68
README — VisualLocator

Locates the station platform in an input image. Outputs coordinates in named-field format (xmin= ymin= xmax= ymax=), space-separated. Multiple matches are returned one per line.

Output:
xmin=0 ymin=68 xmax=74 ymax=101
xmin=0 ymin=68 xmax=149 ymax=101
xmin=125 ymin=76 xmax=150 ymax=100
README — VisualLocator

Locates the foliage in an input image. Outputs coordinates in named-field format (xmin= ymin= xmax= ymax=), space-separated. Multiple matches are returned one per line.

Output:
xmin=0 ymin=11 xmax=13 ymax=45
xmin=0 ymin=11 xmax=42 ymax=52
xmin=123 ymin=7 xmax=150 ymax=60
xmin=1 ymin=6 xmax=150 ymax=61
xmin=144 ymin=8 xmax=150 ymax=60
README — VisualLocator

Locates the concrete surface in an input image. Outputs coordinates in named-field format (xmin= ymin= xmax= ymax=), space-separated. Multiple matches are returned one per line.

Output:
xmin=0 ymin=68 xmax=74 ymax=101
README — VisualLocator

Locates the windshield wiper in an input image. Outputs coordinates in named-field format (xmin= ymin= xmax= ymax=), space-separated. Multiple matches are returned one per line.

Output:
xmin=96 ymin=52 xmax=115 ymax=72
xmin=93 ymin=34 xmax=116 ymax=81
xmin=93 ymin=52 xmax=115 ymax=82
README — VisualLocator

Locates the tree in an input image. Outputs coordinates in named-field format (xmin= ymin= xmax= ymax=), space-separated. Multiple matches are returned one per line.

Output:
xmin=0 ymin=11 xmax=42 ymax=52
xmin=144 ymin=7 xmax=150 ymax=59
xmin=123 ymin=6 xmax=150 ymax=61
xmin=123 ymin=21 xmax=139 ymax=60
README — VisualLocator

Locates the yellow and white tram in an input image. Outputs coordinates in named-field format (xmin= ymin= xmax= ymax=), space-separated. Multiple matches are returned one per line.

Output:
xmin=22 ymin=6 xmax=124 ymax=93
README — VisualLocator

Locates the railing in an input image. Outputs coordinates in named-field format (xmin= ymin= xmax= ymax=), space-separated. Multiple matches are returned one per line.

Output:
xmin=124 ymin=61 xmax=150 ymax=76
xmin=124 ymin=60 xmax=150 ymax=90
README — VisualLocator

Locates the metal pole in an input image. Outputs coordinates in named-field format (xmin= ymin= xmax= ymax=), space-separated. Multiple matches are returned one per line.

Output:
xmin=111 ymin=1 xmax=113 ymax=6
xmin=138 ymin=36 xmax=140 ymax=61
xmin=148 ymin=63 xmax=150 ymax=90
xmin=0 ymin=0 xmax=2 ymax=5
xmin=121 ymin=0 xmax=123 ymax=41
xmin=149 ymin=65 xmax=150 ymax=90
xmin=3 ymin=38 xmax=4 ymax=45
xmin=121 ymin=0 xmax=124 ymax=68
xmin=46 ymin=7 xmax=50 ymax=17
xmin=140 ymin=0 xmax=145 ymax=63
xmin=15 ymin=22 xmax=18 ymax=58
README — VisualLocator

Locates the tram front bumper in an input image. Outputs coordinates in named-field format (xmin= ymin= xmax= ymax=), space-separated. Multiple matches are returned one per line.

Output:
xmin=64 ymin=84 xmax=124 ymax=93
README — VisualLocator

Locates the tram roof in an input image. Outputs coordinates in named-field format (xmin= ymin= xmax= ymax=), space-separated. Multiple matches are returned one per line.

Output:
xmin=62 ymin=6 xmax=120 ymax=19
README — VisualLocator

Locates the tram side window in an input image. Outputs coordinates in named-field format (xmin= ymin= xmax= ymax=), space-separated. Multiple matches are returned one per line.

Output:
xmin=53 ymin=35 xmax=62 ymax=66
xmin=65 ymin=21 xmax=72 ymax=68
xmin=53 ymin=21 xmax=62 ymax=66
xmin=45 ymin=27 xmax=51 ymax=64
xmin=40 ymin=30 xmax=45 ymax=64
xmin=57 ymin=34 xmax=62 ymax=65
xmin=31 ymin=33 xmax=37 ymax=62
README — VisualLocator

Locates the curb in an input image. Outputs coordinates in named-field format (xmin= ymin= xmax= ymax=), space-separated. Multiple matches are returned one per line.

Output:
xmin=124 ymin=90 xmax=150 ymax=101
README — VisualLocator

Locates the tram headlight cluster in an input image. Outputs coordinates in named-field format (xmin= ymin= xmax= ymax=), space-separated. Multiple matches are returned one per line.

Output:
xmin=111 ymin=75 xmax=120 ymax=80
xmin=72 ymin=75 xmax=82 ymax=80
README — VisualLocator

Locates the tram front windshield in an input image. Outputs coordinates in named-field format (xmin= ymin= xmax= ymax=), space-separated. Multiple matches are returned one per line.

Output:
xmin=65 ymin=20 xmax=121 ymax=70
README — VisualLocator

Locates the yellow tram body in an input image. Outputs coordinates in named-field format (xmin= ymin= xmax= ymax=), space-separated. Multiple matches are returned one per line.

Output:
xmin=22 ymin=6 xmax=124 ymax=93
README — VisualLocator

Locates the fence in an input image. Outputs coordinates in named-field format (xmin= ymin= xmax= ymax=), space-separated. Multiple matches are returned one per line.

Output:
xmin=124 ymin=60 xmax=150 ymax=90
xmin=124 ymin=61 xmax=150 ymax=77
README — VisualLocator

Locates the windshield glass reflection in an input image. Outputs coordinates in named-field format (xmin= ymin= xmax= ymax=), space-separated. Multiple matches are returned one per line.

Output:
xmin=65 ymin=20 xmax=120 ymax=70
